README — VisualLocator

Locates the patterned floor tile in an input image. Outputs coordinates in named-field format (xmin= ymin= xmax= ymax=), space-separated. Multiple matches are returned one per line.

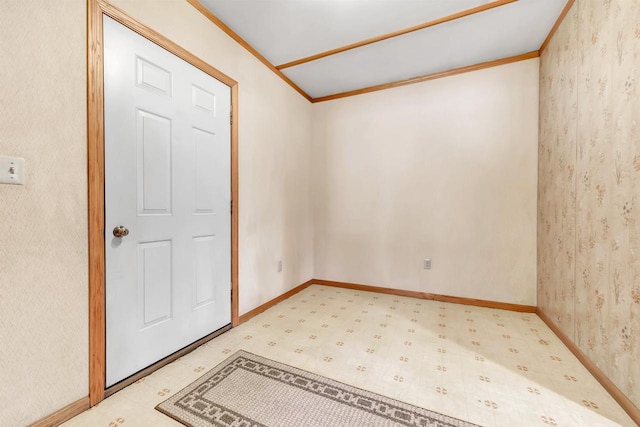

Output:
xmin=62 ymin=285 xmax=635 ymax=427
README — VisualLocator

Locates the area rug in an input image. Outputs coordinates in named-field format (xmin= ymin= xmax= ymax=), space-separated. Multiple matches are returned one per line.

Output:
xmin=156 ymin=350 xmax=480 ymax=427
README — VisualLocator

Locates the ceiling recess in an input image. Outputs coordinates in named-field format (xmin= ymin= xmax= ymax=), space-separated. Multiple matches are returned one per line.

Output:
xmin=192 ymin=0 xmax=571 ymax=101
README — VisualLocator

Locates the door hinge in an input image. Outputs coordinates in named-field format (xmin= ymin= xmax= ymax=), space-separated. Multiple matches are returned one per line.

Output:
xmin=230 ymin=200 xmax=233 ymax=214
xmin=230 ymin=111 xmax=233 ymax=125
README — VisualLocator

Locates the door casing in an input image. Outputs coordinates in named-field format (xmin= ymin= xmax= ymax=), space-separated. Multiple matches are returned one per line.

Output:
xmin=87 ymin=0 xmax=239 ymax=406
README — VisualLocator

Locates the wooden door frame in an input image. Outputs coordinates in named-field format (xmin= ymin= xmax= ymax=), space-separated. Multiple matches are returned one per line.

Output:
xmin=87 ymin=0 xmax=239 ymax=406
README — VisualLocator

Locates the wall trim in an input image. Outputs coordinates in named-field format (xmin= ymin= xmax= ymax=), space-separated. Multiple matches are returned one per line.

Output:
xmin=238 ymin=280 xmax=315 ymax=324
xmin=185 ymin=0 xmax=311 ymax=102
xmin=28 ymin=397 xmax=90 ymax=427
xmin=313 ymin=279 xmax=537 ymax=312
xmin=184 ymin=0 xmax=544 ymax=104
xmin=275 ymin=0 xmax=516 ymax=70
xmin=539 ymin=0 xmax=576 ymax=53
xmin=238 ymin=280 xmax=640 ymax=421
xmin=537 ymin=309 xmax=640 ymax=425
xmin=311 ymin=51 xmax=540 ymax=103
xmin=88 ymin=0 xmax=239 ymax=406
xmin=237 ymin=279 xmax=537 ymax=326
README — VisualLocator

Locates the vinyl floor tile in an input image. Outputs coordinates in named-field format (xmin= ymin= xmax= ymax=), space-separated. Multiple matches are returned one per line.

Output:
xmin=62 ymin=285 xmax=635 ymax=427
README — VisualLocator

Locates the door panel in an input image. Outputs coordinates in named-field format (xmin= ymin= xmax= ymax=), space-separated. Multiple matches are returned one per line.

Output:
xmin=138 ymin=240 xmax=173 ymax=328
xmin=104 ymin=16 xmax=231 ymax=387
xmin=137 ymin=56 xmax=172 ymax=95
xmin=137 ymin=110 xmax=172 ymax=214
xmin=193 ymin=235 xmax=217 ymax=307
xmin=193 ymin=127 xmax=218 ymax=213
xmin=192 ymin=85 xmax=216 ymax=112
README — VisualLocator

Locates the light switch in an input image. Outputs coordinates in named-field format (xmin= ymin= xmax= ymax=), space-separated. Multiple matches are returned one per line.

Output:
xmin=0 ymin=156 xmax=25 ymax=185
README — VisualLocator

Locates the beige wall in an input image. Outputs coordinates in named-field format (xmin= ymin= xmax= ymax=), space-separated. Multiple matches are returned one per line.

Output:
xmin=538 ymin=0 xmax=640 ymax=409
xmin=312 ymin=59 xmax=539 ymax=305
xmin=0 ymin=0 xmax=313 ymax=425
xmin=0 ymin=1 xmax=88 ymax=425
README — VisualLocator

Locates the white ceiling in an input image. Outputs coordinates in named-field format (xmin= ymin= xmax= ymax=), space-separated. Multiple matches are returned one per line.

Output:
xmin=198 ymin=0 xmax=568 ymax=100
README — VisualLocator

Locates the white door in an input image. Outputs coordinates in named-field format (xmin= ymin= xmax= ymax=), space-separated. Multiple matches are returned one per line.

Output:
xmin=104 ymin=16 xmax=231 ymax=387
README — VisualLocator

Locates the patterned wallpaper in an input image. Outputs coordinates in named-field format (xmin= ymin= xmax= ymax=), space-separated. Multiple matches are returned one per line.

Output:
xmin=538 ymin=0 xmax=640 ymax=409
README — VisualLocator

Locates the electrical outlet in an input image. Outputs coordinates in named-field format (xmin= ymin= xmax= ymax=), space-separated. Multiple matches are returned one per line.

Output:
xmin=423 ymin=258 xmax=431 ymax=270
xmin=278 ymin=260 xmax=283 ymax=272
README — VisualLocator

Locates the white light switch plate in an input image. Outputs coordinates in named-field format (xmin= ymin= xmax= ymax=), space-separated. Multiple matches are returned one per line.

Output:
xmin=0 ymin=156 xmax=25 ymax=185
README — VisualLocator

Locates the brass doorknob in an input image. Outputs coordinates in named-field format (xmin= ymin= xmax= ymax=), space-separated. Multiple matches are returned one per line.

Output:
xmin=113 ymin=225 xmax=129 ymax=238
